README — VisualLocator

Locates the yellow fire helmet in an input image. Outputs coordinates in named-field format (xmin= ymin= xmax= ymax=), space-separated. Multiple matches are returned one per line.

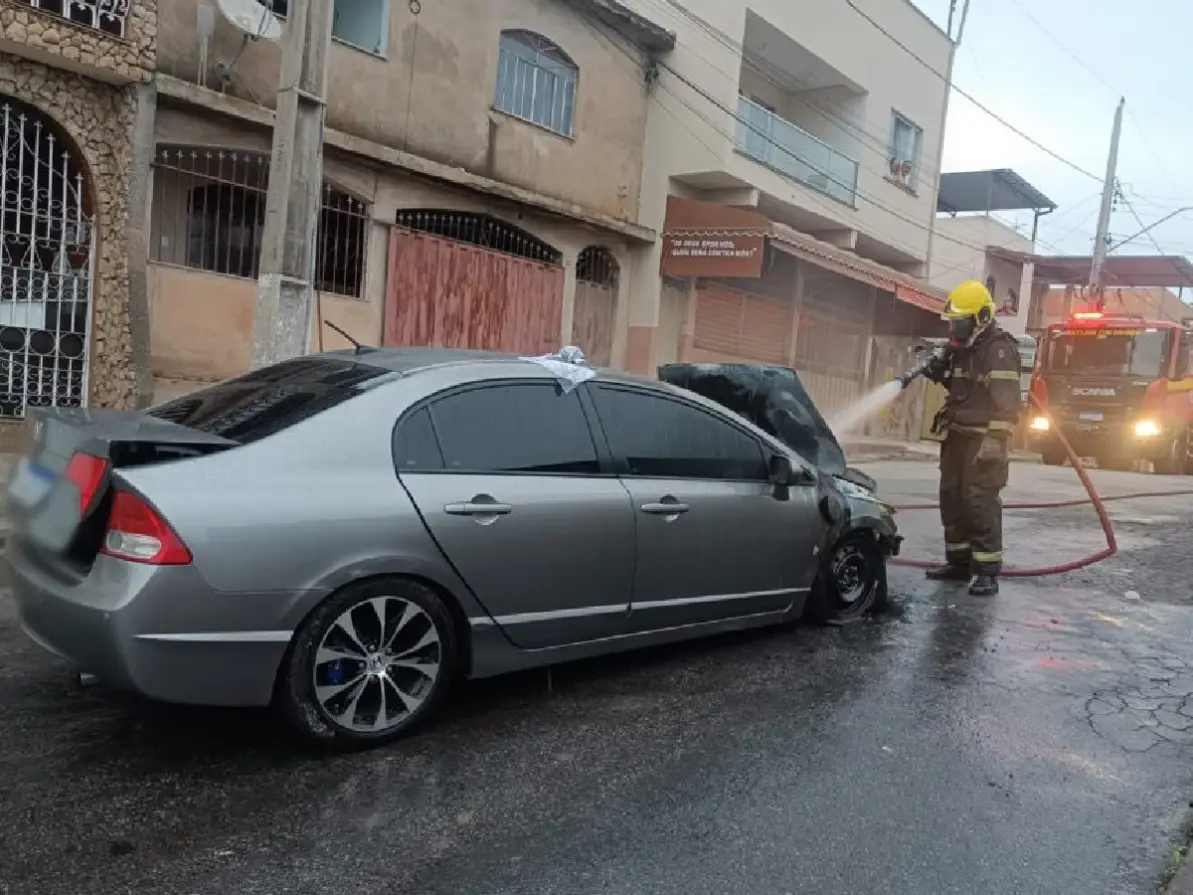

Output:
xmin=942 ymin=279 xmax=996 ymax=321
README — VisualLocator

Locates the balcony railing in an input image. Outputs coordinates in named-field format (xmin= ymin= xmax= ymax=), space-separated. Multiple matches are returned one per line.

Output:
xmin=735 ymin=95 xmax=859 ymax=206
xmin=11 ymin=0 xmax=129 ymax=39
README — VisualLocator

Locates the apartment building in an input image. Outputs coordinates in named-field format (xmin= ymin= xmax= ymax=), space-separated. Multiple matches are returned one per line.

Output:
xmin=0 ymin=0 xmax=157 ymax=423
xmin=619 ymin=0 xmax=956 ymax=417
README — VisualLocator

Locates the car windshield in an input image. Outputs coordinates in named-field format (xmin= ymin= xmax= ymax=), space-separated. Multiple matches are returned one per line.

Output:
xmin=1045 ymin=328 xmax=1170 ymax=378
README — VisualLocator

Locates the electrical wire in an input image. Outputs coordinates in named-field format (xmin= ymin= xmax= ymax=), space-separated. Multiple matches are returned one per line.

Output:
xmin=626 ymin=0 xmax=1101 ymax=259
xmin=842 ymin=0 xmax=1102 ymax=183
xmin=570 ymin=11 xmax=997 ymax=263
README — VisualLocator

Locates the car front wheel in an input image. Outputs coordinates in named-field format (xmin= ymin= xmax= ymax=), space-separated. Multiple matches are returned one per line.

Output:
xmin=276 ymin=577 xmax=457 ymax=748
xmin=806 ymin=532 xmax=887 ymax=625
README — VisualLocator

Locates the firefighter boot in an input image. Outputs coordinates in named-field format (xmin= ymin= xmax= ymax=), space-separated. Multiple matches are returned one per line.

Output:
xmin=969 ymin=574 xmax=999 ymax=597
xmin=926 ymin=563 xmax=972 ymax=582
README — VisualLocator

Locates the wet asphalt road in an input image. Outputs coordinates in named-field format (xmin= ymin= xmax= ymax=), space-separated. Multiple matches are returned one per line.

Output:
xmin=3 ymin=461 xmax=1193 ymax=895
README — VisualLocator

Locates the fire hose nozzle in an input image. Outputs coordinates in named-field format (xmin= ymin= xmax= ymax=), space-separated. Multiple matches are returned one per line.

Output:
xmin=894 ymin=344 xmax=950 ymax=390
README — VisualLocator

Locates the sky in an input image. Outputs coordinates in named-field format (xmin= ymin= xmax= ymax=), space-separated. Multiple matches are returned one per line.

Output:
xmin=910 ymin=0 xmax=1192 ymax=261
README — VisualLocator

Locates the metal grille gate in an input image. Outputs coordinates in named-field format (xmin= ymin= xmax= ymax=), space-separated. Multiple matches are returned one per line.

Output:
xmin=0 ymin=100 xmax=93 ymax=418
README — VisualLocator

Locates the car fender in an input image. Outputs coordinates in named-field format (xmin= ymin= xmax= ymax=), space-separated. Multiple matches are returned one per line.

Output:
xmin=282 ymin=551 xmax=499 ymax=634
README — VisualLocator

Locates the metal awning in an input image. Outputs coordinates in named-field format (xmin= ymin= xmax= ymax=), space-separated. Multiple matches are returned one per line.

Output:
xmin=660 ymin=196 xmax=947 ymax=312
xmin=987 ymin=248 xmax=1193 ymax=289
xmin=937 ymin=169 xmax=1057 ymax=214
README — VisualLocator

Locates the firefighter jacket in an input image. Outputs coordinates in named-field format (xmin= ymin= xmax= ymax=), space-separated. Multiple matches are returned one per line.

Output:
xmin=935 ymin=325 xmax=1023 ymax=438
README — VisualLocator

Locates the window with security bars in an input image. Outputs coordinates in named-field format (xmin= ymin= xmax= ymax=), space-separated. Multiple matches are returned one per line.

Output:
xmin=888 ymin=112 xmax=923 ymax=190
xmin=494 ymin=31 xmax=578 ymax=137
xmin=150 ymin=147 xmax=370 ymax=299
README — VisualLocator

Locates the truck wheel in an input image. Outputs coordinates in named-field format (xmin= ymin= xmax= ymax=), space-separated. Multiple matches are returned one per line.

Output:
xmin=1041 ymin=445 xmax=1067 ymax=467
xmin=1154 ymin=430 xmax=1190 ymax=476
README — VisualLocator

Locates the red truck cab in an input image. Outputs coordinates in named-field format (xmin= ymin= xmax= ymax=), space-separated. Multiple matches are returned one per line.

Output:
xmin=1027 ymin=310 xmax=1193 ymax=473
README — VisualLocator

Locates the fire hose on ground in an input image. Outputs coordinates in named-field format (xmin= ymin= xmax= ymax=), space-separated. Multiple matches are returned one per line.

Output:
xmin=881 ymin=352 xmax=1193 ymax=578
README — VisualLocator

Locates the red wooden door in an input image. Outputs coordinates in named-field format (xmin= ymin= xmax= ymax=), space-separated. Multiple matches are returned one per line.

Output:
xmin=384 ymin=226 xmax=564 ymax=354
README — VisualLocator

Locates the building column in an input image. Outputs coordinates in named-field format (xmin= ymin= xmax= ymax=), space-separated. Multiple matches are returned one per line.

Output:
xmin=785 ymin=259 xmax=805 ymax=368
xmin=126 ymin=81 xmax=157 ymax=408
xmin=560 ymin=248 xmax=578 ymax=351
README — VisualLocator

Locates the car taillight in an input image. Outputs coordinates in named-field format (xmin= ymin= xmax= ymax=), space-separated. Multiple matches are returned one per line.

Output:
xmin=101 ymin=490 xmax=192 ymax=565
xmin=64 ymin=452 xmax=109 ymax=515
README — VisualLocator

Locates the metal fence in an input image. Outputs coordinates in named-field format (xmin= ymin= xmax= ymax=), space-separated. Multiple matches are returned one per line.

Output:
xmin=12 ymin=0 xmax=128 ymax=39
xmin=0 ymin=101 xmax=93 ymax=419
xmin=151 ymin=147 xmax=370 ymax=298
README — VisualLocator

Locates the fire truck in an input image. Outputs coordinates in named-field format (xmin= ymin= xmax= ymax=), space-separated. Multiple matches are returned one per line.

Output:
xmin=1026 ymin=310 xmax=1193 ymax=473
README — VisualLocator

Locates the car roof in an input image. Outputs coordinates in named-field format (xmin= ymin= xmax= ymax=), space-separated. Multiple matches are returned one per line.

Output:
xmin=320 ymin=346 xmax=663 ymax=389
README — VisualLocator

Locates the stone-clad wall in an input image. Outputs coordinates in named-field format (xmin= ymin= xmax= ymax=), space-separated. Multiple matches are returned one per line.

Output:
xmin=0 ymin=52 xmax=139 ymax=409
xmin=0 ymin=0 xmax=156 ymax=82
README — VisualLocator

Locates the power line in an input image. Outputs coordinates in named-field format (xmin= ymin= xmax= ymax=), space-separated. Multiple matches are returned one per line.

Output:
xmin=842 ymin=0 xmax=1102 ymax=182
xmin=634 ymin=0 xmax=951 ymax=177
xmin=578 ymin=2 xmax=1059 ymax=274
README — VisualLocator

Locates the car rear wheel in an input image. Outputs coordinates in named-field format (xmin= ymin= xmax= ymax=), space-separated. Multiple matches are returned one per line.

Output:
xmin=806 ymin=533 xmax=887 ymax=625
xmin=276 ymin=577 xmax=457 ymax=748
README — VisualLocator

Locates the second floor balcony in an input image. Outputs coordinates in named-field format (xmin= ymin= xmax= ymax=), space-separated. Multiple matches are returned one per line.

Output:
xmin=735 ymin=94 xmax=859 ymax=207
xmin=1 ymin=0 xmax=153 ymax=84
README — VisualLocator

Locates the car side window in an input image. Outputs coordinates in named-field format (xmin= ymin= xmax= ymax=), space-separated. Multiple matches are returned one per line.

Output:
xmin=393 ymin=407 xmax=445 ymax=471
xmin=426 ymin=382 xmax=601 ymax=474
xmin=591 ymin=385 xmax=770 ymax=481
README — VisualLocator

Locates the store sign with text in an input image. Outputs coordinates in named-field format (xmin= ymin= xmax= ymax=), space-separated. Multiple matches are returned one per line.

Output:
xmin=660 ymin=232 xmax=767 ymax=278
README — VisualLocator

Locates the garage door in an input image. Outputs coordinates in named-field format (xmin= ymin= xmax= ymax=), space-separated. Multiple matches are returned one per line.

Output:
xmin=384 ymin=212 xmax=565 ymax=355
xmin=689 ymin=284 xmax=792 ymax=364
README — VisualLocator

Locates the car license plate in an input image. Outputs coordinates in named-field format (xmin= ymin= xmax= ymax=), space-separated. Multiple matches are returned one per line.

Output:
xmin=1079 ymin=411 xmax=1103 ymax=422
xmin=8 ymin=459 xmax=56 ymax=508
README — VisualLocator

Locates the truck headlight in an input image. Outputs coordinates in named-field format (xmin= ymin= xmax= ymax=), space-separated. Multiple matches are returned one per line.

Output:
xmin=1134 ymin=419 xmax=1161 ymax=438
xmin=1029 ymin=415 xmax=1049 ymax=432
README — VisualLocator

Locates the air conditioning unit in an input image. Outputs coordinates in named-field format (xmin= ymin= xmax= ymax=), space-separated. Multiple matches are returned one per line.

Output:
xmin=888 ymin=157 xmax=914 ymax=186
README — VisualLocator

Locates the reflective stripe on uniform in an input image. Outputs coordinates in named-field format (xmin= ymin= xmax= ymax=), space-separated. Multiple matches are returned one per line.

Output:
xmin=946 ymin=542 xmax=970 ymax=551
xmin=987 ymin=370 xmax=1020 ymax=380
xmin=972 ymin=550 xmax=1003 ymax=563
xmin=950 ymin=422 xmax=988 ymax=435
xmin=987 ymin=420 xmax=1015 ymax=432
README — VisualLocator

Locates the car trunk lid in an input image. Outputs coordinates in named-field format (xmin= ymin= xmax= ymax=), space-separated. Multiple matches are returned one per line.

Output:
xmin=7 ymin=408 xmax=236 ymax=571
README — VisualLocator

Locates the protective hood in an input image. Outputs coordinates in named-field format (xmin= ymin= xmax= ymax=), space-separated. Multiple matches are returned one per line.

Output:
xmin=658 ymin=363 xmax=847 ymax=477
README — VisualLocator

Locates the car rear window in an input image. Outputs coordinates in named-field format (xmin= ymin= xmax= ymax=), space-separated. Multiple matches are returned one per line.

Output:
xmin=147 ymin=357 xmax=396 ymax=444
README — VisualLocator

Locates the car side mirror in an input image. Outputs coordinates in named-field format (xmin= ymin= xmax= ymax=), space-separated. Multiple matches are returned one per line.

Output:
xmin=768 ymin=454 xmax=796 ymax=486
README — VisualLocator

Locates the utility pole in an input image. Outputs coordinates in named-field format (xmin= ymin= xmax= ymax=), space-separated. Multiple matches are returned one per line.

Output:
xmin=251 ymin=0 xmax=335 ymax=368
xmin=1088 ymin=97 xmax=1125 ymax=310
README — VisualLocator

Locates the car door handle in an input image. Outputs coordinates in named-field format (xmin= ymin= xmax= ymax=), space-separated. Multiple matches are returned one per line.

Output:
xmin=444 ymin=502 xmax=513 ymax=516
xmin=640 ymin=502 xmax=690 ymax=515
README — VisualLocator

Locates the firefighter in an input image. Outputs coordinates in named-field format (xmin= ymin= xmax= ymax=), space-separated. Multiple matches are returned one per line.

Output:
xmin=921 ymin=279 xmax=1023 ymax=596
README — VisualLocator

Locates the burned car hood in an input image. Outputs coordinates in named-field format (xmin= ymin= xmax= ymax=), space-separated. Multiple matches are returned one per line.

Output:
xmin=658 ymin=362 xmax=847 ymax=477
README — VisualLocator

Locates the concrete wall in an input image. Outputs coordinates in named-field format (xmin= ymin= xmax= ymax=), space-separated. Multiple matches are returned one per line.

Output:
xmin=157 ymin=0 xmax=652 ymax=223
xmin=928 ymin=214 xmax=1033 ymax=291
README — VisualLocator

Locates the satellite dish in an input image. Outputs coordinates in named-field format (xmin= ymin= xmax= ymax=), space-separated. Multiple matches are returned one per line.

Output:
xmin=214 ymin=0 xmax=283 ymax=41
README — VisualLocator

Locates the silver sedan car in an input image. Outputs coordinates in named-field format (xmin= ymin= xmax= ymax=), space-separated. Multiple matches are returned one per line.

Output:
xmin=7 ymin=348 xmax=899 ymax=748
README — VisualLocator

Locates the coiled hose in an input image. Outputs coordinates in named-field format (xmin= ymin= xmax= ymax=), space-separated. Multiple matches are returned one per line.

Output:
xmin=887 ymin=393 xmax=1193 ymax=577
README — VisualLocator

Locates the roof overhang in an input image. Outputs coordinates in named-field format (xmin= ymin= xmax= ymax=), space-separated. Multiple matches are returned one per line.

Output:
xmin=660 ymin=196 xmax=947 ymax=312
xmin=568 ymin=0 xmax=676 ymax=53
xmin=937 ymin=169 xmax=1057 ymax=215
xmin=988 ymin=248 xmax=1193 ymax=289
